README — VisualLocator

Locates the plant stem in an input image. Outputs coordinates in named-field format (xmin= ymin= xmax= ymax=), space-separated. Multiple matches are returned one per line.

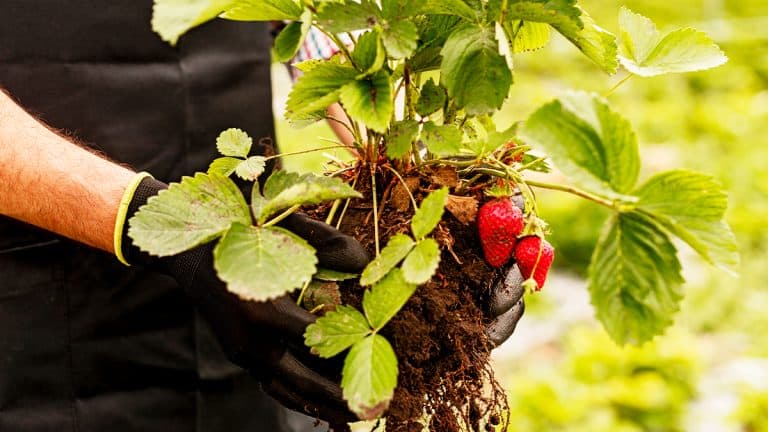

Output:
xmin=266 ymin=145 xmax=354 ymax=160
xmin=370 ymin=164 xmax=381 ymax=255
xmin=382 ymin=164 xmax=418 ymax=210
xmin=604 ymin=74 xmax=633 ymax=97
xmin=318 ymin=27 xmax=356 ymax=68
xmin=421 ymin=158 xmax=477 ymax=168
xmin=325 ymin=199 xmax=341 ymax=225
xmin=525 ymin=179 xmax=617 ymax=209
xmin=263 ymin=204 xmax=302 ymax=227
xmin=295 ymin=279 xmax=311 ymax=306
xmin=335 ymin=174 xmax=358 ymax=230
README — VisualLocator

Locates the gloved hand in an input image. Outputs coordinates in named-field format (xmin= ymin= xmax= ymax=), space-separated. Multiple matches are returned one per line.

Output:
xmin=119 ymin=175 xmax=369 ymax=425
xmin=485 ymin=264 xmax=526 ymax=346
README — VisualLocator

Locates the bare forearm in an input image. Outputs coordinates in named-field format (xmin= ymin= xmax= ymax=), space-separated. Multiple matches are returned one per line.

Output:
xmin=0 ymin=90 xmax=135 ymax=253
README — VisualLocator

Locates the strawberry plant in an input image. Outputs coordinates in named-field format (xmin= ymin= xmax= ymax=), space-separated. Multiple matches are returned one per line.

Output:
xmin=132 ymin=1 xmax=740 ymax=430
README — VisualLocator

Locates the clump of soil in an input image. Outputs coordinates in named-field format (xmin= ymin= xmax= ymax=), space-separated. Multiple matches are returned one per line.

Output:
xmin=316 ymin=164 xmax=509 ymax=431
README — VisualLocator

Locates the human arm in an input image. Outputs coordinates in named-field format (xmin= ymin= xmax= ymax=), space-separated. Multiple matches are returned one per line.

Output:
xmin=0 ymin=89 xmax=135 ymax=252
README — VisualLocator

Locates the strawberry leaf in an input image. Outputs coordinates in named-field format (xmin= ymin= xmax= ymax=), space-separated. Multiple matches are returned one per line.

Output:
xmin=340 ymin=71 xmax=393 ymax=133
xmin=234 ymin=156 xmax=267 ymax=181
xmin=214 ymin=224 xmax=317 ymax=301
xmin=382 ymin=20 xmax=419 ymax=59
xmin=440 ymin=23 xmax=512 ymax=115
xmin=342 ymin=334 xmax=398 ymax=420
xmin=363 ymin=268 xmax=418 ymax=330
xmin=208 ymin=157 xmax=242 ymax=177
xmin=385 ymin=120 xmax=420 ymax=158
xmin=635 ymin=170 xmax=740 ymax=276
xmin=415 ymin=78 xmax=447 ymax=117
xmin=152 ymin=0 xmax=236 ymax=45
xmin=618 ymin=7 xmax=727 ymax=77
xmin=304 ymin=305 xmax=372 ymax=358
xmin=216 ymin=128 xmax=252 ymax=158
xmin=401 ymin=238 xmax=441 ymax=285
xmin=221 ymin=0 xmax=302 ymax=21
xmin=520 ymin=91 xmax=639 ymax=198
xmin=272 ymin=10 xmax=312 ymax=62
xmin=421 ymin=121 xmax=462 ymax=157
xmin=588 ymin=211 xmax=684 ymax=345
xmin=128 ymin=173 xmax=251 ymax=256
xmin=411 ymin=187 xmax=449 ymax=239
xmin=352 ymin=29 xmax=387 ymax=75
xmin=286 ymin=63 xmax=359 ymax=125
xmin=316 ymin=0 xmax=381 ymax=33
xmin=360 ymin=234 xmax=415 ymax=286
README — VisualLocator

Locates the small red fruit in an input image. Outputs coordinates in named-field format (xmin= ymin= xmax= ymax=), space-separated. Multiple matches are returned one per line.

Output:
xmin=477 ymin=198 xmax=524 ymax=268
xmin=514 ymin=236 xmax=554 ymax=291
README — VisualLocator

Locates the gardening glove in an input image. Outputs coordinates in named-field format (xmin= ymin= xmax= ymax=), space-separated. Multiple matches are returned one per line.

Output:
xmin=484 ymin=188 xmax=526 ymax=346
xmin=115 ymin=174 xmax=369 ymax=424
xmin=485 ymin=264 xmax=526 ymax=346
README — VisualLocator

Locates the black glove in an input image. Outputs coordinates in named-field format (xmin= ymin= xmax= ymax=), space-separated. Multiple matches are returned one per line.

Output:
xmin=485 ymin=263 xmax=526 ymax=346
xmin=121 ymin=176 xmax=369 ymax=425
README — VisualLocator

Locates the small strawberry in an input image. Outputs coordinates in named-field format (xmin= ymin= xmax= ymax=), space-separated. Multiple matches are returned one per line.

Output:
xmin=477 ymin=198 xmax=524 ymax=268
xmin=514 ymin=236 xmax=554 ymax=291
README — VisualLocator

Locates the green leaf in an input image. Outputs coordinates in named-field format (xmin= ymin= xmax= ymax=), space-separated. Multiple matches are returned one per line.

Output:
xmin=510 ymin=21 xmax=550 ymax=53
xmin=520 ymin=91 xmax=639 ymax=197
xmin=216 ymin=128 xmax=253 ymax=158
xmin=314 ymin=268 xmax=359 ymax=281
xmin=401 ymin=238 xmax=441 ymax=285
xmin=304 ymin=305 xmax=372 ymax=358
xmin=552 ymin=8 xmax=618 ymax=74
xmin=421 ymin=121 xmax=462 ymax=157
xmin=363 ymin=268 xmax=418 ymax=330
xmin=441 ymin=23 xmax=512 ymax=115
xmin=208 ymin=156 xmax=242 ymax=177
xmin=618 ymin=7 xmax=727 ymax=77
xmin=412 ymin=187 xmax=449 ymax=239
xmin=635 ymin=170 xmax=739 ymax=276
xmin=415 ymin=78 xmax=446 ymax=117
xmin=316 ymin=0 xmax=381 ymax=33
xmin=234 ymin=156 xmax=267 ymax=181
xmin=360 ymin=234 xmax=415 ymax=286
xmin=382 ymin=20 xmax=419 ymax=59
xmin=342 ymin=334 xmax=398 ymax=420
xmin=286 ymin=63 xmax=359 ymax=124
xmin=352 ymin=29 xmax=386 ymax=74
xmin=588 ymin=212 xmax=684 ymax=345
xmin=468 ymin=124 xmax=516 ymax=157
xmin=380 ymin=0 xmax=426 ymax=20
xmin=339 ymin=71 xmax=393 ymax=133
xmin=151 ymin=0 xmax=236 ymax=45
xmin=214 ymin=224 xmax=317 ymax=301
xmin=220 ymin=0 xmax=302 ymax=21
xmin=272 ymin=10 xmax=312 ymax=62
xmin=386 ymin=120 xmax=420 ymax=158
xmin=128 ymin=173 xmax=251 ymax=256
xmin=495 ymin=0 xmax=581 ymax=31
xmin=257 ymin=171 xmax=362 ymax=223
xmin=421 ymin=0 xmax=476 ymax=22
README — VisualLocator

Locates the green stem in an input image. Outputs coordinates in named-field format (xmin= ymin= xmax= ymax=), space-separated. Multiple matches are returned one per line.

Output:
xmin=370 ymin=164 xmax=380 ymax=256
xmin=263 ymin=204 xmax=302 ymax=227
xmin=421 ymin=158 xmax=476 ymax=168
xmin=325 ymin=199 xmax=342 ymax=225
xmin=325 ymin=115 xmax=362 ymax=148
xmin=266 ymin=145 xmax=354 ymax=160
xmin=525 ymin=179 xmax=617 ymax=209
xmin=295 ymin=279 xmax=312 ymax=306
xmin=318 ymin=27 xmax=356 ymax=68
xmin=604 ymin=74 xmax=633 ymax=97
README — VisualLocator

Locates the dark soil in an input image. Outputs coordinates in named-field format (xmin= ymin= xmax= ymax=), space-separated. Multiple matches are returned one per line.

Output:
xmin=312 ymin=164 xmax=508 ymax=431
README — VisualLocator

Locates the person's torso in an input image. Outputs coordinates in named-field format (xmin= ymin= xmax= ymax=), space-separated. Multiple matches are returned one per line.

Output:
xmin=0 ymin=2 xmax=296 ymax=431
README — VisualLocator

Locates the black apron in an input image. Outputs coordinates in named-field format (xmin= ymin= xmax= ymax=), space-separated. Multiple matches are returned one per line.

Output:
xmin=0 ymin=2 xmax=310 ymax=431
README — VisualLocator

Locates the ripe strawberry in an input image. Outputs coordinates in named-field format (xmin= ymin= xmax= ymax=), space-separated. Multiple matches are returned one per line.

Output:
xmin=477 ymin=198 xmax=524 ymax=268
xmin=514 ymin=236 xmax=554 ymax=291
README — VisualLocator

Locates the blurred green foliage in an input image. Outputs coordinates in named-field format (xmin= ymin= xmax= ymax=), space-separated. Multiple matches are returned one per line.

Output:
xmin=505 ymin=328 xmax=700 ymax=432
xmin=732 ymin=386 xmax=768 ymax=432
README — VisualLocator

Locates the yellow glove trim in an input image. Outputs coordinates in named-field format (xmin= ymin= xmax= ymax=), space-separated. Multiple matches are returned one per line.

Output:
xmin=113 ymin=172 xmax=153 ymax=266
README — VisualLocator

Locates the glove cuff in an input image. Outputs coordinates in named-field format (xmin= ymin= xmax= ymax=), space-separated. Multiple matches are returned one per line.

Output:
xmin=113 ymin=173 xmax=168 ymax=266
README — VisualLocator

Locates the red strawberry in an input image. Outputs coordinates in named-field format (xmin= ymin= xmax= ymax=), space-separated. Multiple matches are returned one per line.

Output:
xmin=514 ymin=236 xmax=554 ymax=291
xmin=477 ymin=198 xmax=524 ymax=268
